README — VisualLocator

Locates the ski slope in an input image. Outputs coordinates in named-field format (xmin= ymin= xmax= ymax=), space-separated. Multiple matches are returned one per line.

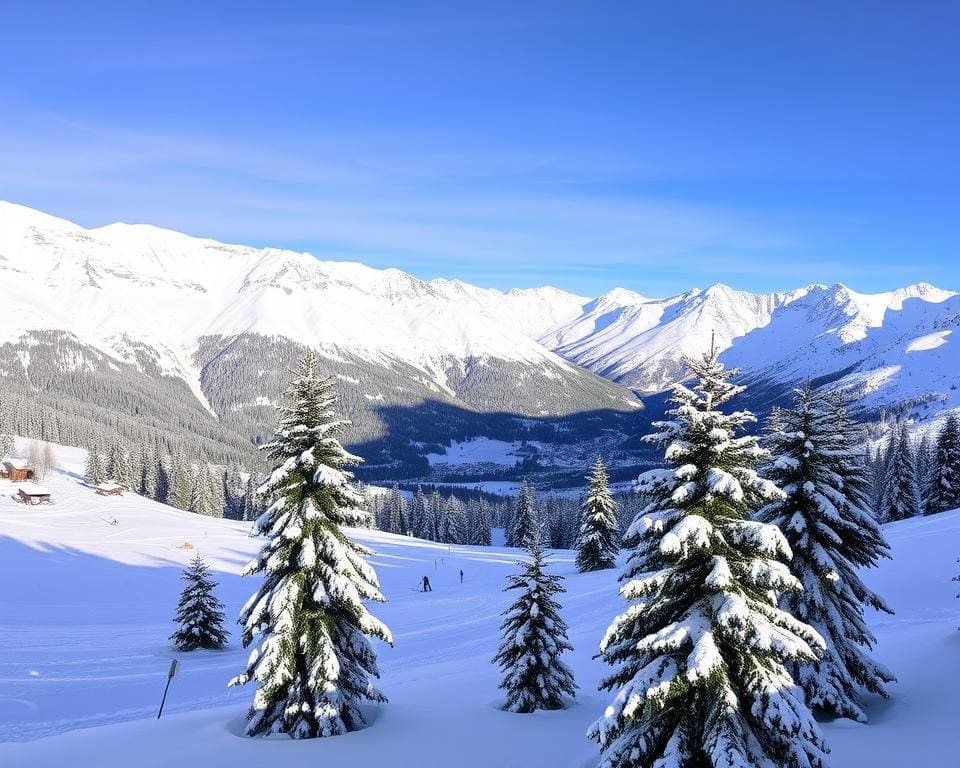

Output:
xmin=0 ymin=446 xmax=958 ymax=767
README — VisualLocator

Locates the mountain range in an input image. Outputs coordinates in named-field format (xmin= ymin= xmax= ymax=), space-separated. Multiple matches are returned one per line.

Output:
xmin=1 ymin=201 xmax=957 ymax=483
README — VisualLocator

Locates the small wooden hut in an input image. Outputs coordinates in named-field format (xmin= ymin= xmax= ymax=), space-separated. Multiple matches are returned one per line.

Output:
xmin=18 ymin=485 xmax=52 ymax=505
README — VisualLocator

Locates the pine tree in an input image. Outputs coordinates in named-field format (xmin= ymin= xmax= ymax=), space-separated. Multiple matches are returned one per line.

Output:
xmin=387 ymin=484 xmax=407 ymax=534
xmin=85 ymin=443 xmax=105 ymax=485
xmin=470 ymin=497 xmax=493 ymax=546
xmin=155 ymin=455 xmax=171 ymax=505
xmin=443 ymin=495 xmax=468 ymax=544
xmin=429 ymin=490 xmax=443 ymax=542
xmin=884 ymin=423 xmax=920 ymax=521
xmin=230 ymin=353 xmax=392 ymax=738
xmin=914 ymin=431 xmax=937 ymax=515
xmin=169 ymin=450 xmax=192 ymax=510
xmin=170 ymin=553 xmax=228 ymax=651
xmin=411 ymin=485 xmax=430 ymax=539
xmin=190 ymin=461 xmax=219 ymax=517
xmin=107 ymin=441 xmax=130 ymax=486
xmin=493 ymin=536 xmax=576 ymax=712
xmin=759 ymin=386 xmax=895 ymax=721
xmin=589 ymin=344 xmax=828 ymax=768
xmin=507 ymin=480 xmax=538 ymax=548
xmin=241 ymin=474 xmax=258 ymax=521
xmin=137 ymin=445 xmax=156 ymax=497
xmin=576 ymin=457 xmax=619 ymax=572
xmin=0 ymin=432 xmax=14 ymax=457
xmin=932 ymin=415 xmax=960 ymax=514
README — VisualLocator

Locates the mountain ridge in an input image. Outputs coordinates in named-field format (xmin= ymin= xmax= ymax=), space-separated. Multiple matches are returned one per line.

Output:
xmin=1 ymin=200 xmax=957 ymax=473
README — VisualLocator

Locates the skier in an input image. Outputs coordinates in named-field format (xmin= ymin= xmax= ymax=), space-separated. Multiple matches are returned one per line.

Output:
xmin=421 ymin=575 xmax=432 ymax=592
xmin=459 ymin=569 xmax=464 ymax=584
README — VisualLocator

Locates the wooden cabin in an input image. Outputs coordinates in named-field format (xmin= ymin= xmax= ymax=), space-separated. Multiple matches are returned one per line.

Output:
xmin=3 ymin=459 xmax=34 ymax=482
xmin=95 ymin=482 xmax=125 ymax=497
xmin=18 ymin=486 xmax=52 ymax=505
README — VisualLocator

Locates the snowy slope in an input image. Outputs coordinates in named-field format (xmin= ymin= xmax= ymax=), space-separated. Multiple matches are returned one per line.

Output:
xmin=1 ymin=442 xmax=958 ymax=767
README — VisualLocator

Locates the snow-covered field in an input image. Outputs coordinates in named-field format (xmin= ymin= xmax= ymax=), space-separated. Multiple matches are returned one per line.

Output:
xmin=1 ymin=446 xmax=958 ymax=767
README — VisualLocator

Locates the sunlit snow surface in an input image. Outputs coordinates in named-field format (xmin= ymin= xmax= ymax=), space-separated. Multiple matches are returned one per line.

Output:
xmin=0 ymin=442 xmax=958 ymax=767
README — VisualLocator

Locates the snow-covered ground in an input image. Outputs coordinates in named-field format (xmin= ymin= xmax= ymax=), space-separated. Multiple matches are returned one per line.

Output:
xmin=1 ymin=445 xmax=958 ymax=767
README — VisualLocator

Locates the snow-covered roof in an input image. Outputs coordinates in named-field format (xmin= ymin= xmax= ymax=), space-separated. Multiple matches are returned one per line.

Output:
xmin=18 ymin=485 xmax=52 ymax=495
xmin=4 ymin=459 xmax=29 ymax=469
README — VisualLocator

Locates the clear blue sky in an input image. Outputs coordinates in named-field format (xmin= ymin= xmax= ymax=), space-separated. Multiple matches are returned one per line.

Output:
xmin=1 ymin=1 xmax=957 ymax=297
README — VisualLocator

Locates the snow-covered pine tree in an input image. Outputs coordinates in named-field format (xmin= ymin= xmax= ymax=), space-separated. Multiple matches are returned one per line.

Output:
xmin=189 ymin=461 xmax=216 ymax=516
xmin=241 ymin=474 xmax=258 ymax=521
xmin=0 ymin=432 xmax=14 ymax=457
xmin=914 ymin=431 xmax=937 ymax=515
xmin=443 ymin=495 xmax=468 ymax=544
xmin=507 ymin=480 xmax=538 ymax=548
xmin=169 ymin=450 xmax=192 ymax=510
xmin=230 ymin=352 xmax=392 ymax=738
xmin=411 ymin=485 xmax=430 ymax=539
xmin=137 ymin=445 xmax=156 ymax=497
xmin=387 ymin=483 xmax=407 ymax=534
xmin=759 ymin=385 xmax=895 ymax=721
xmin=589 ymin=344 xmax=828 ymax=768
xmin=429 ymin=489 xmax=443 ymax=542
xmin=575 ymin=457 xmax=619 ymax=572
xmin=470 ymin=497 xmax=493 ymax=546
xmin=85 ymin=443 xmax=105 ymax=485
xmin=884 ymin=423 xmax=920 ymax=521
xmin=107 ymin=441 xmax=130 ymax=487
xmin=170 ymin=552 xmax=228 ymax=651
xmin=932 ymin=414 xmax=960 ymax=514
xmin=155 ymin=455 xmax=171 ymax=505
xmin=493 ymin=535 xmax=576 ymax=712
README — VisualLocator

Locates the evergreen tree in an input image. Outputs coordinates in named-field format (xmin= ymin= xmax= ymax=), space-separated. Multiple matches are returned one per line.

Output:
xmin=932 ymin=415 xmax=960 ymax=514
xmin=241 ymin=474 xmax=258 ymax=521
xmin=170 ymin=553 xmax=228 ymax=651
xmin=575 ymin=457 xmax=619 ymax=572
xmin=589 ymin=345 xmax=828 ymax=768
xmin=875 ymin=428 xmax=897 ymax=519
xmin=190 ymin=461 xmax=219 ymax=517
xmin=0 ymin=432 xmax=14 ymax=457
xmin=470 ymin=497 xmax=493 ymax=546
xmin=914 ymin=431 xmax=937 ymax=515
xmin=107 ymin=441 xmax=130 ymax=486
xmin=507 ymin=481 xmax=538 ymax=548
xmin=429 ymin=490 xmax=443 ymax=542
xmin=759 ymin=386 xmax=895 ymax=721
xmin=169 ymin=450 xmax=192 ymax=510
xmin=411 ymin=485 xmax=430 ymax=539
xmin=137 ymin=445 xmax=157 ymax=497
xmin=443 ymin=495 xmax=468 ymax=544
xmin=884 ymin=423 xmax=920 ymax=521
xmin=493 ymin=536 xmax=576 ymax=712
xmin=84 ymin=443 xmax=105 ymax=485
xmin=387 ymin=484 xmax=407 ymax=534
xmin=230 ymin=353 xmax=392 ymax=738
xmin=155 ymin=455 xmax=171 ymax=505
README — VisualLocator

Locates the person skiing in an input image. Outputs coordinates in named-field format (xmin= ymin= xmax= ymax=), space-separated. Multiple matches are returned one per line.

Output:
xmin=421 ymin=575 xmax=432 ymax=592
xmin=459 ymin=569 xmax=464 ymax=584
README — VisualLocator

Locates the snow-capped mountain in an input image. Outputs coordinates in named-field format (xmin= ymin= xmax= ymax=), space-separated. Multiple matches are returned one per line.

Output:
xmin=521 ymin=279 xmax=959 ymax=422
xmin=1 ymin=200 xmax=956 ymax=480
xmin=0 ymin=202 xmax=640 ymax=475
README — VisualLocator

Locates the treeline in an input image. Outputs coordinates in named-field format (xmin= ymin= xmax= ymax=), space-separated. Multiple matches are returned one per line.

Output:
xmin=82 ymin=440 xmax=263 ymax=521
xmin=866 ymin=413 xmax=960 ymax=519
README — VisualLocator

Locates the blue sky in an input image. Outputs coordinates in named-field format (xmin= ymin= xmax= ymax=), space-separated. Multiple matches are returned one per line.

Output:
xmin=1 ymin=1 xmax=958 ymax=297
